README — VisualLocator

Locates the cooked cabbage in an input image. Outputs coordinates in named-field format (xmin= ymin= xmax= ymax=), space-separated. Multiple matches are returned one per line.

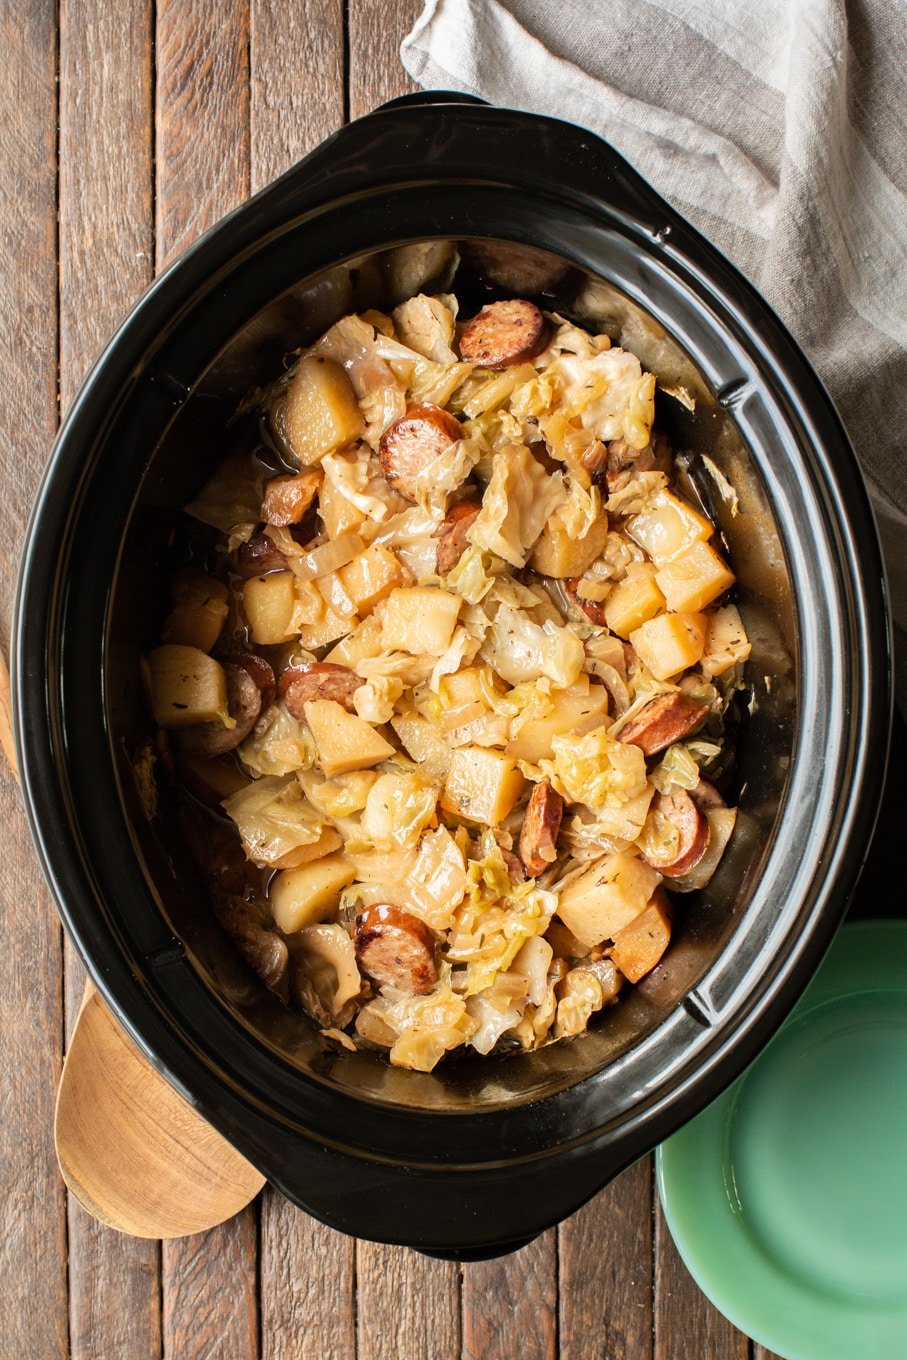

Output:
xmin=367 ymin=981 xmax=478 ymax=1072
xmin=238 ymin=702 xmax=316 ymax=778
xmin=223 ymin=775 xmax=327 ymax=866
xmin=353 ymin=674 xmax=404 ymax=724
xmin=540 ymin=728 xmax=647 ymax=814
xmin=360 ymin=771 xmax=439 ymax=852
xmin=411 ymin=434 xmax=483 ymax=517
xmin=480 ymin=603 xmax=584 ymax=688
xmin=184 ymin=451 xmax=264 ymax=548
xmin=467 ymin=444 xmax=566 ymax=567
xmin=445 ymin=545 xmax=503 ymax=604
xmin=391 ymin=294 xmax=458 ymax=364
xmin=465 ymin=973 xmax=528 ymax=1054
xmin=321 ymin=447 xmax=399 ymax=524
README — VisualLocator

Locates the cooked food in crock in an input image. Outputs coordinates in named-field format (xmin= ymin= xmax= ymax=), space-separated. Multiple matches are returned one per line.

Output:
xmin=145 ymin=293 xmax=751 ymax=1072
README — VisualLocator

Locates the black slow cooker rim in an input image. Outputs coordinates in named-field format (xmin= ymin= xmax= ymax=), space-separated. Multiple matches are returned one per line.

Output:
xmin=13 ymin=100 xmax=890 ymax=1184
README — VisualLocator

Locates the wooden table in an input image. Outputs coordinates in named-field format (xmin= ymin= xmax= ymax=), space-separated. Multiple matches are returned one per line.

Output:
xmin=0 ymin=3 xmax=786 ymax=1356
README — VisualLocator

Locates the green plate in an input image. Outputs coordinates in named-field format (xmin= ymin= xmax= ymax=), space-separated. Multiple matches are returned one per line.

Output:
xmin=657 ymin=921 xmax=907 ymax=1360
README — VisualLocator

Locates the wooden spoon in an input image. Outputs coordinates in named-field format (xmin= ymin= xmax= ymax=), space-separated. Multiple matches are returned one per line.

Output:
xmin=55 ymin=984 xmax=265 ymax=1237
xmin=1 ymin=648 xmax=266 ymax=1237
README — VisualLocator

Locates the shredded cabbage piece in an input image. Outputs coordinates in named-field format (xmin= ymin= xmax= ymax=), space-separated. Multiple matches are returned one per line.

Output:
xmin=239 ymin=702 xmax=316 ymax=777
xmin=480 ymin=603 xmax=584 ymax=688
xmin=223 ymin=775 xmax=327 ymax=867
xmin=540 ymin=728 xmax=647 ymax=814
xmin=467 ymin=444 xmax=566 ymax=566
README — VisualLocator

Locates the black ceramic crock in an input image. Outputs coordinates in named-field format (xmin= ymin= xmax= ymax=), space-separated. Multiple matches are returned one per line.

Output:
xmin=14 ymin=93 xmax=891 ymax=1258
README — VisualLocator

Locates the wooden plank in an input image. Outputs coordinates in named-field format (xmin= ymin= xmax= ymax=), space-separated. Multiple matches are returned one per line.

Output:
xmin=347 ymin=0 xmax=422 ymax=121
xmin=250 ymin=0 xmax=345 ymax=193
xmin=155 ymin=5 xmax=259 ymax=1353
xmin=155 ymin=0 xmax=251 ymax=268
xmin=355 ymin=1242 xmax=460 ymax=1360
xmin=655 ymin=1195 xmax=750 ymax=1360
xmin=162 ymin=1209 xmax=259 ymax=1360
xmin=0 ymin=0 xmax=68 ymax=1354
xmin=57 ymin=2 xmax=161 ymax=1349
xmin=259 ymin=1189 xmax=355 ymax=1360
xmin=559 ymin=1158 xmax=654 ymax=1360
xmin=462 ymin=1231 xmax=557 ymax=1360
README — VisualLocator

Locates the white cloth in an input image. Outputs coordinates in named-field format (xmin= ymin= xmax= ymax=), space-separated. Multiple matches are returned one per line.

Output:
xmin=401 ymin=0 xmax=907 ymax=702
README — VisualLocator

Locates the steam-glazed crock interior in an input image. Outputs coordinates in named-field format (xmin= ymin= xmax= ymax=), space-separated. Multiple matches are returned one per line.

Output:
xmin=108 ymin=240 xmax=796 ymax=1111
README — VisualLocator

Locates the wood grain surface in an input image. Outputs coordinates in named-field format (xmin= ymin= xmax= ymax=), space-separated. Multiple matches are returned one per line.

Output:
xmin=0 ymin=1 xmax=771 ymax=1356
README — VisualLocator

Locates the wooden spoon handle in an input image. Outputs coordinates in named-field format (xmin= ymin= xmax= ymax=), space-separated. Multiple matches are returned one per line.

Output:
xmin=1 ymin=648 xmax=265 ymax=1237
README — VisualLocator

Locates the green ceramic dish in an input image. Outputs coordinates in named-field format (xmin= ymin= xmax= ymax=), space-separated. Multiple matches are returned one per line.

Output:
xmin=657 ymin=920 xmax=907 ymax=1360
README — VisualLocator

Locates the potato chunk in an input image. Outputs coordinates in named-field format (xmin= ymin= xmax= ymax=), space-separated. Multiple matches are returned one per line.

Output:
xmin=380 ymin=587 xmax=461 ymax=655
xmin=655 ymin=540 xmax=735 ymax=613
xmin=529 ymin=507 xmax=610 ymax=578
xmin=700 ymin=604 xmax=752 ymax=678
xmin=269 ymin=854 xmax=357 ymax=933
xmin=338 ymin=543 xmax=411 ymax=616
xmin=506 ymin=682 xmax=609 ymax=763
xmin=629 ymin=612 xmax=706 ymax=680
xmin=282 ymin=356 xmax=365 ymax=465
xmin=243 ymin=571 xmax=298 ymax=645
xmin=146 ymin=646 xmax=231 ymax=730
xmin=627 ymin=490 xmax=713 ymax=566
xmin=303 ymin=698 xmax=395 ymax=776
xmin=610 ymin=889 xmax=673 ymax=982
xmin=163 ymin=575 xmax=229 ymax=653
xmin=440 ymin=747 xmax=525 ymax=826
xmin=602 ymin=563 xmax=665 ymax=639
xmin=555 ymin=852 xmax=661 ymax=949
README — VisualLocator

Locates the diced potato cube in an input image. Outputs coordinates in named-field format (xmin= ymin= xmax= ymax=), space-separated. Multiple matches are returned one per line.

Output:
xmin=588 ymin=782 xmax=656 ymax=840
xmin=627 ymin=491 xmax=713 ymax=566
xmin=282 ymin=356 xmax=365 ymax=466
xmin=269 ymin=853 xmax=357 ymax=933
xmin=163 ymin=575 xmax=229 ymax=654
xmin=390 ymin=711 xmax=452 ymax=780
xmin=530 ymin=508 xmax=610 ymax=578
xmin=380 ymin=587 xmax=461 ymax=655
xmin=610 ymin=890 xmax=673 ymax=982
xmin=655 ymin=540 xmax=735 ymax=613
xmin=325 ymin=611 xmax=386 ymax=667
xmin=294 ymin=579 xmax=357 ymax=650
xmin=146 ymin=646 xmax=231 ymax=730
xmin=603 ymin=563 xmax=665 ymax=639
xmin=338 ymin=544 xmax=411 ymax=616
xmin=304 ymin=699 xmax=395 ymax=776
xmin=243 ymin=571 xmax=298 ymax=645
xmin=440 ymin=746 xmax=525 ymax=826
xmin=700 ymin=604 xmax=752 ymax=678
xmin=507 ymin=682 xmax=609 ymax=763
xmin=556 ymin=852 xmax=662 ymax=949
xmin=319 ymin=474 xmax=367 ymax=540
xmin=271 ymin=825 xmax=343 ymax=870
xmin=439 ymin=667 xmax=492 ymax=731
xmin=630 ymin=612 xmax=706 ymax=680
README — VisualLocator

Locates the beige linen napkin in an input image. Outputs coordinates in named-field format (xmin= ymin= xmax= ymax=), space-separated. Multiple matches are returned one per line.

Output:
xmin=401 ymin=0 xmax=907 ymax=701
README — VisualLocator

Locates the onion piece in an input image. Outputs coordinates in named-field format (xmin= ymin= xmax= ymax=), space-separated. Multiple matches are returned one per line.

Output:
xmin=288 ymin=532 xmax=364 ymax=582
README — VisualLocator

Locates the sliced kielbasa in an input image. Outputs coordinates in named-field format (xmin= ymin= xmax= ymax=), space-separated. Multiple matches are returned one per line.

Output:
xmin=378 ymin=403 xmax=465 ymax=501
xmin=177 ymin=661 xmax=264 ymax=759
xmin=500 ymin=847 xmax=528 ymax=883
xmin=565 ymin=577 xmax=607 ymax=627
xmin=519 ymin=780 xmax=564 ymax=878
xmin=236 ymin=533 xmax=288 ymax=578
xmin=435 ymin=498 xmax=482 ymax=576
xmin=641 ymin=789 xmax=710 ymax=877
xmin=354 ymin=904 xmax=438 ymax=995
xmin=279 ymin=662 xmax=361 ymax=717
xmin=616 ymin=692 xmax=706 ymax=757
xmin=225 ymin=651 xmax=276 ymax=711
xmin=260 ymin=469 xmax=322 ymax=527
xmin=459 ymin=299 xmax=549 ymax=369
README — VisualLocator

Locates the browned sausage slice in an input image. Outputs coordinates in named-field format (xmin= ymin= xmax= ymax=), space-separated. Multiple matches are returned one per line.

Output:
xmin=691 ymin=778 xmax=726 ymax=810
xmin=616 ymin=692 xmax=706 ymax=757
xmin=640 ymin=790 xmax=709 ymax=877
xmin=435 ymin=498 xmax=482 ymax=576
xmin=177 ymin=662 xmax=263 ymax=759
xmin=379 ymin=403 xmax=465 ymax=501
xmin=261 ymin=469 xmax=322 ymax=527
xmin=519 ymin=780 xmax=564 ymax=877
xmin=279 ymin=662 xmax=361 ymax=717
xmin=500 ymin=847 xmax=528 ymax=883
xmin=466 ymin=242 xmax=572 ymax=296
xmin=354 ymin=904 xmax=438 ymax=995
xmin=225 ymin=652 xmax=276 ymax=711
xmin=236 ymin=533 xmax=288 ymax=578
xmin=565 ymin=577 xmax=607 ymax=627
xmin=459 ymin=300 xmax=548 ymax=369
